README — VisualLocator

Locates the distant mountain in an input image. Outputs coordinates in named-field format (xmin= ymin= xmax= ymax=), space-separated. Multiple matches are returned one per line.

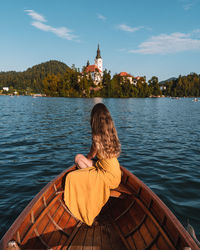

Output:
xmin=159 ymin=77 xmax=177 ymax=84
xmin=0 ymin=60 xmax=71 ymax=92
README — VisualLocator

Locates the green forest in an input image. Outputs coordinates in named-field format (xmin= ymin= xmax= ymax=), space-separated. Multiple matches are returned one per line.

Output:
xmin=0 ymin=60 xmax=200 ymax=97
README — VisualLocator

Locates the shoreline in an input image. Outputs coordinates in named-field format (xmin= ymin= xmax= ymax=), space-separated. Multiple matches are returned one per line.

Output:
xmin=1 ymin=94 xmax=200 ymax=99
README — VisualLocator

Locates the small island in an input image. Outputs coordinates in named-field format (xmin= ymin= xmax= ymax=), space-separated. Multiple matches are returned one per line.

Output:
xmin=0 ymin=45 xmax=200 ymax=98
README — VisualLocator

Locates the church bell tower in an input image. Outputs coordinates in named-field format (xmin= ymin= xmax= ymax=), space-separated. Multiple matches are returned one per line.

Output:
xmin=95 ymin=44 xmax=103 ymax=73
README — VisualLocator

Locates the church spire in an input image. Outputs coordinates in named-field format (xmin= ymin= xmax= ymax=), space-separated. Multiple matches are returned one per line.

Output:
xmin=96 ymin=44 xmax=101 ymax=59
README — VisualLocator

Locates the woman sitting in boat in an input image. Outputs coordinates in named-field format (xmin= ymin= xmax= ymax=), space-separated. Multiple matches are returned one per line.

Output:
xmin=64 ymin=103 xmax=121 ymax=226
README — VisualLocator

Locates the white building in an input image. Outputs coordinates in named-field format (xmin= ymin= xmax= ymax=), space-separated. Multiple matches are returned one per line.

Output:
xmin=119 ymin=72 xmax=136 ymax=85
xmin=119 ymin=72 xmax=143 ymax=86
xmin=3 ymin=87 xmax=9 ymax=92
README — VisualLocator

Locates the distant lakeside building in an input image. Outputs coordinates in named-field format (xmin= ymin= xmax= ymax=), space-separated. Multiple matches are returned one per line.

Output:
xmin=3 ymin=87 xmax=9 ymax=92
xmin=118 ymin=72 xmax=143 ymax=85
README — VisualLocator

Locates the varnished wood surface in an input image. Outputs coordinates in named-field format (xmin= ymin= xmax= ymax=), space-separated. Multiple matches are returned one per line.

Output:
xmin=0 ymin=165 xmax=198 ymax=250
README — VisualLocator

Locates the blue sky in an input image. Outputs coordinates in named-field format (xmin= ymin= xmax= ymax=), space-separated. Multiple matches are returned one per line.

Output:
xmin=0 ymin=0 xmax=200 ymax=81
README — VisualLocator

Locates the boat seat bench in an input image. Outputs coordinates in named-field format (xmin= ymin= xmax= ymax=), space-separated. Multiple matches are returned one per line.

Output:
xmin=110 ymin=183 xmax=132 ymax=198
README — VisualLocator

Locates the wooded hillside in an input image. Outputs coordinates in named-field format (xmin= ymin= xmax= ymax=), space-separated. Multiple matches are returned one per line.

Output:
xmin=0 ymin=60 xmax=71 ymax=94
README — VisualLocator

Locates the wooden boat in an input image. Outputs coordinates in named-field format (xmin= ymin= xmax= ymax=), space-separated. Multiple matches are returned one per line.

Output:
xmin=0 ymin=166 xmax=198 ymax=250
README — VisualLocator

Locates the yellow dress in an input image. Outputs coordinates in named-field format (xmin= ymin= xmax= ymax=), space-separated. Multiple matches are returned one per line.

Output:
xmin=64 ymin=157 xmax=121 ymax=226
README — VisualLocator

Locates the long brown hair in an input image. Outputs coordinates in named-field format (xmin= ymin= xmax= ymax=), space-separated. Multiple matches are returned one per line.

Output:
xmin=90 ymin=103 xmax=121 ymax=159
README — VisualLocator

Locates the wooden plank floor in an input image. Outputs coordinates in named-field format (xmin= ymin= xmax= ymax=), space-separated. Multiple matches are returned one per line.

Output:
xmin=68 ymin=223 xmax=127 ymax=250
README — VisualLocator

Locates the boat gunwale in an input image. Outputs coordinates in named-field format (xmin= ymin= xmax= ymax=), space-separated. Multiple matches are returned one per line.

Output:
xmin=120 ymin=166 xmax=198 ymax=249
xmin=0 ymin=165 xmax=76 ymax=249
xmin=0 ymin=165 xmax=198 ymax=250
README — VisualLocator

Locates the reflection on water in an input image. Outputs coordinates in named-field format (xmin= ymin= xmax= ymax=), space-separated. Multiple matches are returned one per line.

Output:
xmin=93 ymin=97 xmax=103 ymax=104
xmin=0 ymin=96 xmax=200 ymax=239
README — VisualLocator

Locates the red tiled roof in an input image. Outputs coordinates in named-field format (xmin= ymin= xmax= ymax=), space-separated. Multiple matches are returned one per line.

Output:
xmin=119 ymin=72 xmax=128 ymax=76
xmin=85 ymin=65 xmax=101 ymax=73
xmin=89 ymin=87 xmax=101 ymax=91
xmin=119 ymin=72 xmax=133 ymax=77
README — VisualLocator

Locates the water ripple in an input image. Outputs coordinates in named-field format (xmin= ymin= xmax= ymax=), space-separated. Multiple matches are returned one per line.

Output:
xmin=0 ymin=96 xmax=200 ymax=239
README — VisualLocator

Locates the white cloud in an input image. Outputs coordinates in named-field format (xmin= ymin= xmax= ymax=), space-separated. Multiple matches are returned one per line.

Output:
xmin=97 ymin=14 xmax=106 ymax=21
xmin=25 ymin=10 xmax=46 ymax=22
xmin=118 ymin=24 xmax=143 ymax=33
xmin=31 ymin=21 xmax=76 ymax=40
xmin=25 ymin=9 xmax=78 ymax=41
xmin=192 ymin=29 xmax=200 ymax=33
xmin=179 ymin=0 xmax=196 ymax=10
xmin=129 ymin=32 xmax=200 ymax=54
xmin=191 ymin=29 xmax=200 ymax=38
xmin=183 ymin=3 xmax=193 ymax=10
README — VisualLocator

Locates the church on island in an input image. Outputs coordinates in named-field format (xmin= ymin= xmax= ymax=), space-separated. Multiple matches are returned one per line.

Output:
xmin=83 ymin=44 xmax=142 ymax=86
xmin=84 ymin=44 xmax=103 ymax=85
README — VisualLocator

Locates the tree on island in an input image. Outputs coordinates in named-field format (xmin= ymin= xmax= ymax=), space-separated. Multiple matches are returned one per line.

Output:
xmin=162 ymin=73 xmax=200 ymax=97
xmin=148 ymin=76 xmax=162 ymax=96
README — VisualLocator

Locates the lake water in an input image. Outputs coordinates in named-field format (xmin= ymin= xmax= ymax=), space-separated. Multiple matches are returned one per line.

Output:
xmin=0 ymin=96 xmax=200 ymax=239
